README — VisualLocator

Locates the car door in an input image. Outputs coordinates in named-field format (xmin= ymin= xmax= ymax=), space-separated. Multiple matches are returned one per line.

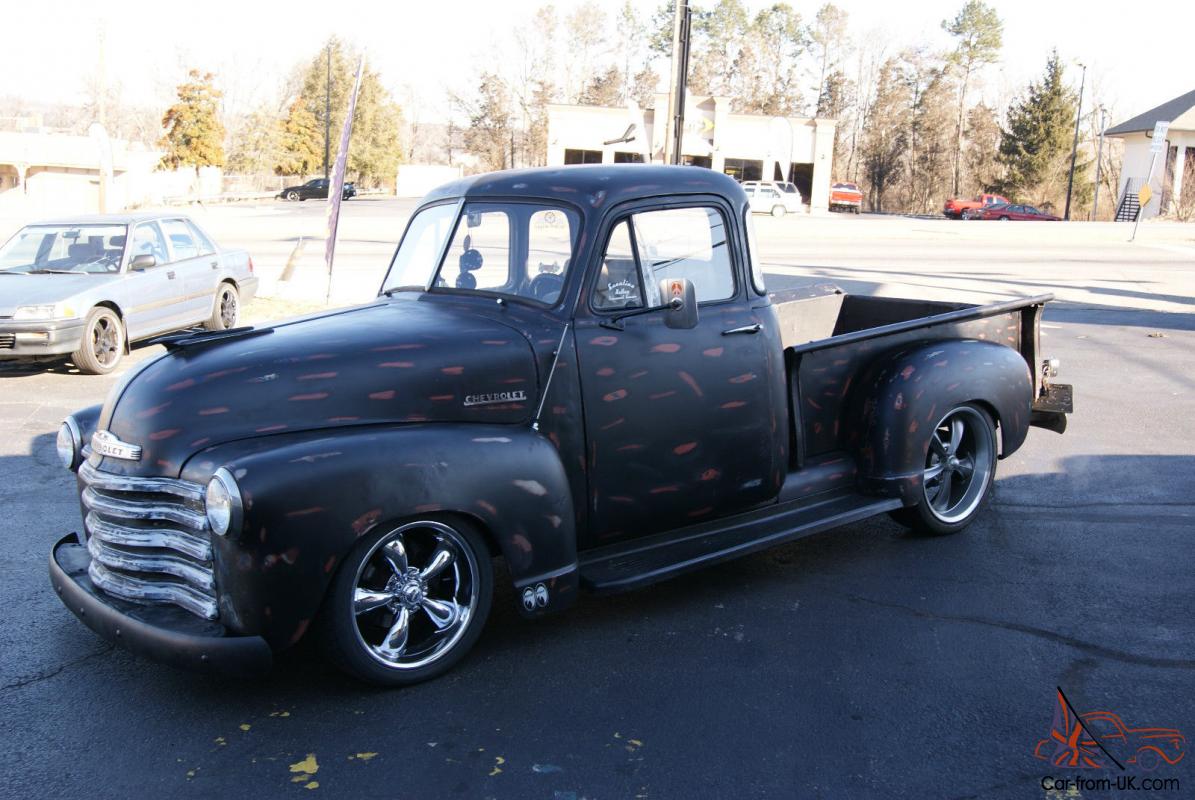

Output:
xmin=121 ymin=221 xmax=183 ymax=339
xmin=573 ymin=200 xmax=777 ymax=548
xmin=159 ymin=218 xmax=214 ymax=324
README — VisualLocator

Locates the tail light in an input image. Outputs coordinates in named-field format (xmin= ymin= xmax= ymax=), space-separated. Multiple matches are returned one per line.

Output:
xmin=248 ymin=256 xmax=254 ymax=274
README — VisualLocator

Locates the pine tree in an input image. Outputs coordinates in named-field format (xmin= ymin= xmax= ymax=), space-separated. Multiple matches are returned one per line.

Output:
xmin=861 ymin=58 xmax=910 ymax=211
xmin=159 ymin=70 xmax=226 ymax=169
xmin=996 ymin=51 xmax=1079 ymax=206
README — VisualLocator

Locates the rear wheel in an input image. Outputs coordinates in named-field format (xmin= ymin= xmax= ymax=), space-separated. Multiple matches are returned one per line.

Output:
xmin=71 ymin=307 xmax=124 ymax=375
xmin=206 ymin=282 xmax=239 ymax=331
xmin=892 ymin=403 xmax=997 ymax=535
xmin=320 ymin=517 xmax=493 ymax=686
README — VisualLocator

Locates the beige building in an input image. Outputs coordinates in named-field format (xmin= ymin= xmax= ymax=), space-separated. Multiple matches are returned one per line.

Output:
xmin=546 ymin=95 xmax=837 ymax=212
xmin=1105 ymin=88 xmax=1195 ymax=219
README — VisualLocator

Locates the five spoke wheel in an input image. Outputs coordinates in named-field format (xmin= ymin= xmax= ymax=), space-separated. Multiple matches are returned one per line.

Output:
xmin=324 ymin=517 xmax=492 ymax=684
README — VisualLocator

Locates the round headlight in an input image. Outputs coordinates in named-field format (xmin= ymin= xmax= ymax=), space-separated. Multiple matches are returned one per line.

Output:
xmin=205 ymin=468 xmax=241 ymax=536
xmin=57 ymin=418 xmax=81 ymax=470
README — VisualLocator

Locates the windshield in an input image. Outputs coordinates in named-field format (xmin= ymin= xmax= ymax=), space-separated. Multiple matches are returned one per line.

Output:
xmin=0 ymin=224 xmax=128 ymax=274
xmin=381 ymin=201 xmax=579 ymax=306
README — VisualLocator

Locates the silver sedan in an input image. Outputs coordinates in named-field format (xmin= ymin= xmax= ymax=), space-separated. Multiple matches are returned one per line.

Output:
xmin=0 ymin=213 xmax=258 ymax=373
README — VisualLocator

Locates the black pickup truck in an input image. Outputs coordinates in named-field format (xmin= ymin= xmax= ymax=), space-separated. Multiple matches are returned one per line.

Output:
xmin=49 ymin=165 xmax=1072 ymax=685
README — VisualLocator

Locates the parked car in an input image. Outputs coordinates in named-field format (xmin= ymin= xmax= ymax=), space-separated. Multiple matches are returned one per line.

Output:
xmin=830 ymin=182 xmax=863 ymax=213
xmin=744 ymin=182 xmax=804 ymax=216
xmin=277 ymin=178 xmax=357 ymax=201
xmin=944 ymin=192 xmax=1009 ymax=219
xmin=48 ymin=165 xmax=1072 ymax=685
xmin=0 ymin=213 xmax=257 ymax=374
xmin=972 ymin=203 xmax=1060 ymax=221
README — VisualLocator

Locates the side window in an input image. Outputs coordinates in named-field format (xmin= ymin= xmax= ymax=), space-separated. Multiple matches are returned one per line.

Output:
xmin=130 ymin=222 xmax=168 ymax=265
xmin=743 ymin=210 xmax=766 ymax=295
xmin=159 ymin=219 xmax=199 ymax=261
xmin=444 ymin=208 xmax=510 ymax=292
xmin=186 ymin=221 xmax=216 ymax=255
xmin=593 ymin=220 xmax=642 ymax=310
xmin=631 ymin=206 xmax=735 ymax=307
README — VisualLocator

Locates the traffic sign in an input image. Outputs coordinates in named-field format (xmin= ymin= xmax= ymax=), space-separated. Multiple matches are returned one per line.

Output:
xmin=1149 ymin=121 xmax=1170 ymax=154
xmin=1138 ymin=183 xmax=1152 ymax=208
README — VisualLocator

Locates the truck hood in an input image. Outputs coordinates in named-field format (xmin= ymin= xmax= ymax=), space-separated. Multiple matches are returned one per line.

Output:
xmin=95 ymin=298 xmax=538 ymax=477
xmin=0 ymin=273 xmax=118 ymax=316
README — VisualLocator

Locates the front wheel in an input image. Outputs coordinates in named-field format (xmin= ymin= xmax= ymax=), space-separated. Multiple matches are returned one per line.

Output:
xmin=286 ymin=190 xmax=299 ymax=201
xmin=771 ymin=205 xmax=786 ymax=217
xmin=71 ymin=307 xmax=125 ymax=375
xmin=892 ymin=403 xmax=997 ymax=535
xmin=320 ymin=517 xmax=493 ymax=686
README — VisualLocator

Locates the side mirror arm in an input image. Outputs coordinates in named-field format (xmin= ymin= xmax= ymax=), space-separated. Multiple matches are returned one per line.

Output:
xmin=599 ymin=297 xmax=683 ymax=331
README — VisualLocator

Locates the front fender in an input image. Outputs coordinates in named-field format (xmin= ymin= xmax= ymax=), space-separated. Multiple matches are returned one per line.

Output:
xmin=850 ymin=339 xmax=1032 ymax=502
xmin=181 ymin=424 xmax=577 ymax=650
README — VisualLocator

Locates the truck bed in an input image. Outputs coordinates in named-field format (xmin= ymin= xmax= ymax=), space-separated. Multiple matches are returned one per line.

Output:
xmin=769 ymin=285 xmax=1054 ymax=465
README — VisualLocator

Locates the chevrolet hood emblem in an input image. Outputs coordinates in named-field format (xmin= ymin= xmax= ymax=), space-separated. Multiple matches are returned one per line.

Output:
xmin=91 ymin=430 xmax=142 ymax=461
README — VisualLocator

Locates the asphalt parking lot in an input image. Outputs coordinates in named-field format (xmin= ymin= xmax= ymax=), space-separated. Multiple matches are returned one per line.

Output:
xmin=2 ymin=201 xmax=1193 ymax=798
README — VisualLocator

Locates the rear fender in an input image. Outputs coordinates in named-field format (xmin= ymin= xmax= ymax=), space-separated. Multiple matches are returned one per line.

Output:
xmin=183 ymin=424 xmax=577 ymax=650
xmin=849 ymin=339 xmax=1032 ymax=503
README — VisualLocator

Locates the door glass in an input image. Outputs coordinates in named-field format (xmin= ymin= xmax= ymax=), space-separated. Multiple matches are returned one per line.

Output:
xmin=631 ymin=207 xmax=734 ymax=306
xmin=130 ymin=222 xmax=168 ymax=265
xmin=186 ymin=221 xmax=216 ymax=255
xmin=593 ymin=220 xmax=642 ymax=310
xmin=160 ymin=219 xmax=199 ymax=261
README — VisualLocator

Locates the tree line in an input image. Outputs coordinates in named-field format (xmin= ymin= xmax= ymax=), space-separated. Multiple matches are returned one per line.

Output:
xmin=154 ymin=2 xmax=1099 ymax=214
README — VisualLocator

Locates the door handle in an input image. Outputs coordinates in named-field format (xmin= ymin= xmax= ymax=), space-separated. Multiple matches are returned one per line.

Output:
xmin=210 ymin=260 xmax=219 ymax=270
xmin=167 ymin=271 xmax=176 ymax=280
xmin=722 ymin=323 xmax=761 ymax=336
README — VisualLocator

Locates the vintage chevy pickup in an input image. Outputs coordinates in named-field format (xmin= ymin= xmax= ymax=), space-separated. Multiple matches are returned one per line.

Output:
xmin=49 ymin=166 xmax=1072 ymax=685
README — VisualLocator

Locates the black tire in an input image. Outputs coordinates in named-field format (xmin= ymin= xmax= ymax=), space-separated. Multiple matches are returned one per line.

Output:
xmin=999 ymin=216 xmax=1010 ymax=221
xmin=890 ymin=403 xmax=998 ymax=536
xmin=206 ymin=282 xmax=239 ymax=331
xmin=319 ymin=516 xmax=493 ymax=686
xmin=71 ymin=307 xmax=125 ymax=375
xmin=286 ymin=190 xmax=300 ymax=201
xmin=771 ymin=205 xmax=786 ymax=217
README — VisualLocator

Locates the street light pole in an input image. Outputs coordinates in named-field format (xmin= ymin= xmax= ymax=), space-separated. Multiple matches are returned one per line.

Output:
xmin=1091 ymin=107 xmax=1108 ymax=221
xmin=1063 ymin=62 xmax=1086 ymax=221
xmin=323 ymin=42 xmax=332 ymax=179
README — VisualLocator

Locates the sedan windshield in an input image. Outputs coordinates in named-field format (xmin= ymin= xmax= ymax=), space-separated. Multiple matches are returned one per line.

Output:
xmin=0 ymin=224 xmax=127 ymax=274
xmin=381 ymin=201 xmax=578 ymax=306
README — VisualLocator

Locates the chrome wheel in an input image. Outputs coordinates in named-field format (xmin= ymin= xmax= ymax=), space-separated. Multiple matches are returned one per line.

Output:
xmin=91 ymin=314 xmax=121 ymax=366
xmin=922 ymin=406 xmax=995 ymax=524
xmin=351 ymin=520 xmax=478 ymax=671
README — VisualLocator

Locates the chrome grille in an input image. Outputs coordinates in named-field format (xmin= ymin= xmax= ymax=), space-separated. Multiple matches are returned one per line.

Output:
xmin=78 ymin=459 xmax=218 ymax=619
xmin=0 ymin=333 xmax=14 ymax=350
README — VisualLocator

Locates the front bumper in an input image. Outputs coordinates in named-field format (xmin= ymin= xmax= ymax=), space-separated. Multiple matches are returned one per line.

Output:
xmin=49 ymin=533 xmax=272 ymax=677
xmin=0 ymin=317 xmax=86 ymax=358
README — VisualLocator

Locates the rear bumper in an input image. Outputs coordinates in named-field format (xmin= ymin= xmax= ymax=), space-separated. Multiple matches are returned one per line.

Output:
xmin=1030 ymin=383 xmax=1073 ymax=434
xmin=0 ymin=317 xmax=86 ymax=358
xmin=49 ymin=533 xmax=273 ymax=677
xmin=238 ymin=275 xmax=260 ymax=303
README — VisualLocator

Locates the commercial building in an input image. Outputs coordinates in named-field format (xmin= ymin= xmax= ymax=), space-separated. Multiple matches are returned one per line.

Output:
xmin=1106 ymin=88 xmax=1195 ymax=219
xmin=546 ymin=94 xmax=837 ymax=212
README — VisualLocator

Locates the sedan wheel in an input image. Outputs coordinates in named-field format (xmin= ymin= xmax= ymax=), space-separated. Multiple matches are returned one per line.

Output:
xmin=322 ymin=518 xmax=492 ymax=685
xmin=286 ymin=190 xmax=299 ymax=201
xmin=892 ymin=403 xmax=997 ymax=535
xmin=771 ymin=205 xmax=786 ymax=217
xmin=206 ymin=283 xmax=239 ymax=331
xmin=71 ymin=308 xmax=124 ymax=375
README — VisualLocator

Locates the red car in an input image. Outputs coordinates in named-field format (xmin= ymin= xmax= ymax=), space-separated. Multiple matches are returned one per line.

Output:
xmin=829 ymin=182 xmax=863 ymax=213
xmin=973 ymin=203 xmax=1059 ymax=221
xmin=944 ymin=192 xmax=1009 ymax=219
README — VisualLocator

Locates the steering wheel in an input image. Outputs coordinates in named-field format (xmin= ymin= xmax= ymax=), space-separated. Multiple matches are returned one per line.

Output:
xmin=528 ymin=273 xmax=564 ymax=304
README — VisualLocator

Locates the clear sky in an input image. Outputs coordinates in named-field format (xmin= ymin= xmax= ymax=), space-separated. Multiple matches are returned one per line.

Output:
xmin=3 ymin=0 xmax=1191 ymax=126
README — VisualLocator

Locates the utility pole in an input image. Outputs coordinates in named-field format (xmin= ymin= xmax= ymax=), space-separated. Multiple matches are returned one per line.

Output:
xmin=663 ymin=0 xmax=692 ymax=166
xmin=1063 ymin=62 xmax=1086 ymax=221
xmin=1091 ymin=107 xmax=1107 ymax=221
xmin=324 ymin=41 xmax=332 ymax=179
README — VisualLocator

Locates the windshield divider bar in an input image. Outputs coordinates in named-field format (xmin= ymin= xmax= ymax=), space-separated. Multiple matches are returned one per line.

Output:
xmin=425 ymin=198 xmax=466 ymax=292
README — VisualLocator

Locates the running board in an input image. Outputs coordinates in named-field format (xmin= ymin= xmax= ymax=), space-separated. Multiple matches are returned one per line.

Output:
xmin=579 ymin=490 xmax=902 ymax=594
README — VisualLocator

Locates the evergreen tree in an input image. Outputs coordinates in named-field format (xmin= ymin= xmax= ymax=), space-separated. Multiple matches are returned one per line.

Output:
xmin=963 ymin=102 xmax=1002 ymax=193
xmin=861 ymin=58 xmax=910 ymax=211
xmin=996 ymin=51 xmax=1079 ymax=205
xmin=276 ymin=38 xmax=403 ymax=185
xmin=942 ymin=0 xmax=1002 ymax=195
xmin=159 ymin=70 xmax=226 ymax=170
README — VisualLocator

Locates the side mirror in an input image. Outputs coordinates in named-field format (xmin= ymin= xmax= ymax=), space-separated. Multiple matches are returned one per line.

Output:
xmin=129 ymin=253 xmax=156 ymax=270
xmin=658 ymin=277 xmax=698 ymax=330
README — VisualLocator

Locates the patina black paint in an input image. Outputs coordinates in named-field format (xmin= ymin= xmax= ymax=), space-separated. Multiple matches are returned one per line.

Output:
xmin=49 ymin=165 xmax=1073 ymax=676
